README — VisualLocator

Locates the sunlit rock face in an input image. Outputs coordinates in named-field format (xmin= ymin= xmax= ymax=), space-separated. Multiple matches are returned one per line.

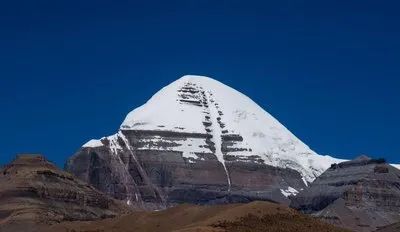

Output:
xmin=0 ymin=154 xmax=128 ymax=228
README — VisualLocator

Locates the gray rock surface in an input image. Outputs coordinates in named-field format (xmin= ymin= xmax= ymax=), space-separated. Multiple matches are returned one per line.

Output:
xmin=0 ymin=154 xmax=129 ymax=232
xmin=291 ymin=156 xmax=400 ymax=232
xmin=66 ymin=129 xmax=306 ymax=209
xmin=376 ymin=221 xmax=400 ymax=232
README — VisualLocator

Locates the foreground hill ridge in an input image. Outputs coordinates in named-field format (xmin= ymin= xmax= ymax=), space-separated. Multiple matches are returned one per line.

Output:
xmin=0 ymin=154 xmax=129 ymax=232
xmin=291 ymin=156 xmax=400 ymax=232
xmin=44 ymin=201 xmax=350 ymax=232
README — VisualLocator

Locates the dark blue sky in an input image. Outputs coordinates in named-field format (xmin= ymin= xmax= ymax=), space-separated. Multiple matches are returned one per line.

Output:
xmin=1 ymin=0 xmax=399 ymax=167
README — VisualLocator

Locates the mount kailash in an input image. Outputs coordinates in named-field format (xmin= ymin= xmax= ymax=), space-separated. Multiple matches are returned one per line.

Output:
xmin=66 ymin=75 xmax=355 ymax=208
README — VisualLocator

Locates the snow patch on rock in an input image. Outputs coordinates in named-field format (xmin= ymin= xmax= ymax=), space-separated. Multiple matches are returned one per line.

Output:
xmin=281 ymin=186 xmax=299 ymax=197
xmin=83 ymin=139 xmax=103 ymax=148
xmin=392 ymin=164 xmax=400 ymax=170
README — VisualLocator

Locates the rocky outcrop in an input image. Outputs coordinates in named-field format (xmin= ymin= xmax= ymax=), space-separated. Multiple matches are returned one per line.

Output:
xmin=376 ymin=222 xmax=400 ymax=232
xmin=67 ymin=130 xmax=305 ymax=209
xmin=290 ymin=156 xmax=400 ymax=232
xmin=0 ymin=154 xmax=129 ymax=231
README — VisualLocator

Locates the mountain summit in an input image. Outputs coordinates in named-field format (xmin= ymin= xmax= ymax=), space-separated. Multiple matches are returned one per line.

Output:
xmin=119 ymin=75 xmax=343 ymax=183
xmin=66 ymin=75 xmax=343 ymax=208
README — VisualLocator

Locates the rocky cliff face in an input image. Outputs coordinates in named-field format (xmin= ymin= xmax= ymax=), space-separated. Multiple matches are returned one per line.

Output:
xmin=376 ymin=222 xmax=400 ymax=232
xmin=67 ymin=131 xmax=306 ymax=209
xmin=66 ymin=75 xmax=344 ymax=208
xmin=0 ymin=154 xmax=128 ymax=231
xmin=290 ymin=156 xmax=400 ymax=232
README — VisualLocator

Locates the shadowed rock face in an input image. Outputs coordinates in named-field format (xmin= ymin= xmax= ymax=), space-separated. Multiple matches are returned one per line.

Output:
xmin=376 ymin=221 xmax=400 ymax=232
xmin=0 ymin=154 xmax=128 ymax=231
xmin=66 ymin=129 xmax=306 ymax=209
xmin=291 ymin=156 xmax=400 ymax=232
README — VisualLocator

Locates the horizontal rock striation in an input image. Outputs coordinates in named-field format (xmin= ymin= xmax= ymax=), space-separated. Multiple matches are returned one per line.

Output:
xmin=291 ymin=156 xmax=400 ymax=232
xmin=0 ymin=154 xmax=128 ymax=228
xmin=67 ymin=129 xmax=306 ymax=209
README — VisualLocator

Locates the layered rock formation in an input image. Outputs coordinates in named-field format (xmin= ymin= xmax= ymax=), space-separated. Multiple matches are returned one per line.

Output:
xmin=0 ymin=154 xmax=128 ymax=232
xmin=66 ymin=75 xmax=344 ymax=208
xmin=291 ymin=156 xmax=400 ymax=232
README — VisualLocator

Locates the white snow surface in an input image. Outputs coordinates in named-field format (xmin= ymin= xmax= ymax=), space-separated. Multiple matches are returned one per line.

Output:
xmin=280 ymin=186 xmax=299 ymax=197
xmin=83 ymin=139 xmax=104 ymax=148
xmin=117 ymin=75 xmax=345 ymax=182
xmin=392 ymin=164 xmax=400 ymax=170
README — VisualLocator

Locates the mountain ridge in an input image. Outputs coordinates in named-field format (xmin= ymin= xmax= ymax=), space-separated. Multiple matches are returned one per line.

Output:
xmin=0 ymin=154 xmax=129 ymax=232
xmin=291 ymin=156 xmax=400 ymax=231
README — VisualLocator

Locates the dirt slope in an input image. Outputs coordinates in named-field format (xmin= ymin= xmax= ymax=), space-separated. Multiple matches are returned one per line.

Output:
xmin=45 ymin=201 xmax=349 ymax=232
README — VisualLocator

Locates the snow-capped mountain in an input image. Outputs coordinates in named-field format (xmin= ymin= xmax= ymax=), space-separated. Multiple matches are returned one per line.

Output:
xmin=90 ymin=75 xmax=343 ymax=182
xmin=66 ymin=75 xmax=345 ymax=208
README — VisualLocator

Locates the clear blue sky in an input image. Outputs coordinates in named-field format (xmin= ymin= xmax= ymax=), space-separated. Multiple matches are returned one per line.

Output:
xmin=1 ymin=0 xmax=399 ymax=167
